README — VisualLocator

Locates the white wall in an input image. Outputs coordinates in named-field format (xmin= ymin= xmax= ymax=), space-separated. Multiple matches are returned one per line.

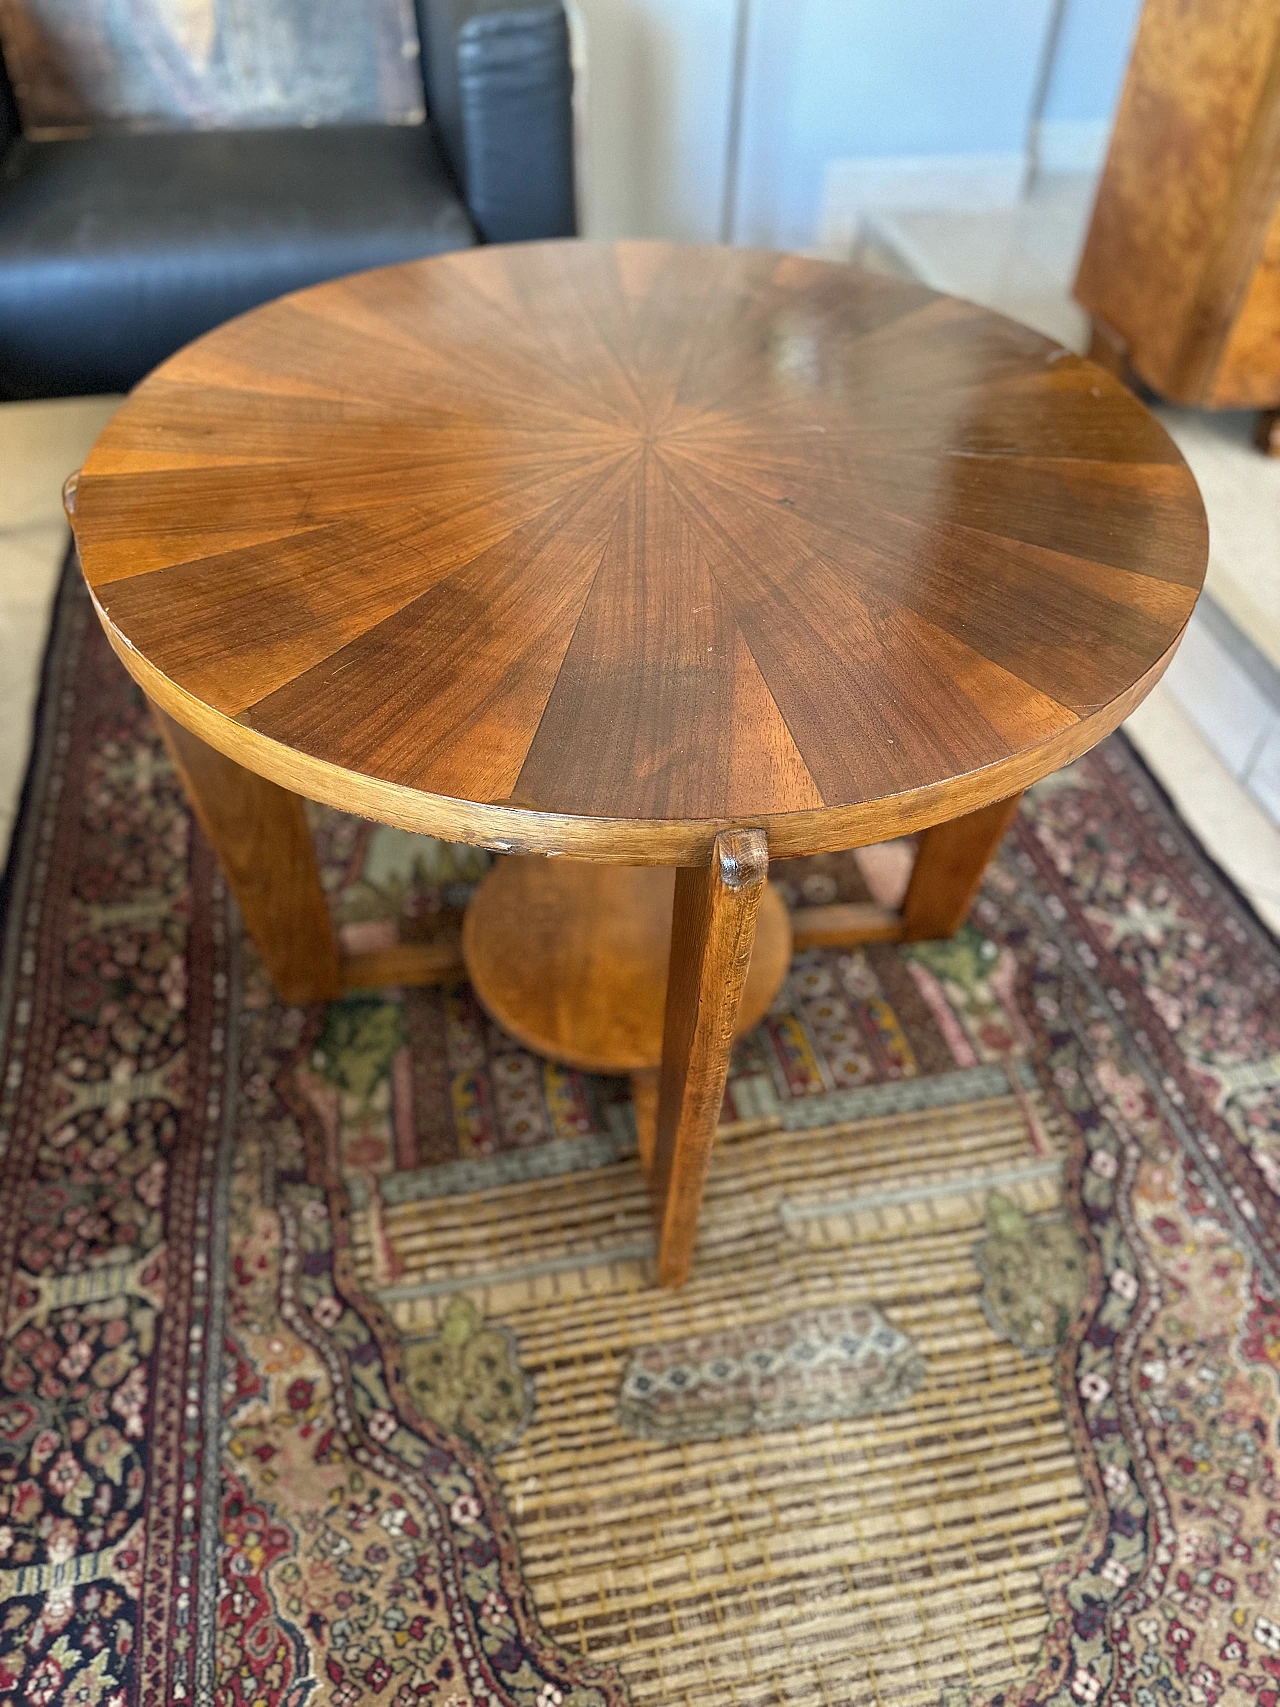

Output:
xmin=573 ymin=0 xmax=739 ymax=242
xmin=574 ymin=0 xmax=1140 ymax=251
xmin=733 ymin=0 xmax=1057 ymax=251
xmin=1042 ymin=0 xmax=1141 ymax=122
xmin=1035 ymin=0 xmax=1142 ymax=170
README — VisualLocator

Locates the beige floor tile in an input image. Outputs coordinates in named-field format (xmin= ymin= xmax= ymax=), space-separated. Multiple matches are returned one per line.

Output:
xmin=0 ymin=595 xmax=62 ymax=866
xmin=1251 ymin=723 xmax=1280 ymax=824
xmin=867 ymin=172 xmax=1096 ymax=352
xmin=1161 ymin=614 xmax=1278 ymax=775
xmin=0 ymin=521 xmax=71 ymax=859
xmin=1149 ymin=405 xmax=1280 ymax=672
xmin=0 ymin=395 xmax=122 ymax=529
xmin=1 ymin=393 xmax=118 ymax=866
xmin=0 ymin=522 xmax=71 ymax=607
xmin=1124 ymin=684 xmax=1280 ymax=935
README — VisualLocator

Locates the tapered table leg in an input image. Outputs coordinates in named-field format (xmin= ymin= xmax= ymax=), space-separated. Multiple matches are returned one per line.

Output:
xmin=901 ymin=793 xmax=1023 ymax=942
xmin=630 ymin=1070 xmax=659 ymax=1176
xmin=650 ymin=829 xmax=767 ymax=1288
xmin=150 ymin=702 xmax=342 ymax=1004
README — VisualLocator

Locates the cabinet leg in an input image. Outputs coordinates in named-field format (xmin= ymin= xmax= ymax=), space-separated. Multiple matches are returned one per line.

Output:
xmin=150 ymin=702 xmax=342 ymax=1003
xmin=1254 ymin=410 xmax=1280 ymax=456
xmin=901 ymin=794 xmax=1022 ymax=942
xmin=1087 ymin=316 xmax=1130 ymax=382
xmin=650 ymin=830 xmax=767 ymax=1288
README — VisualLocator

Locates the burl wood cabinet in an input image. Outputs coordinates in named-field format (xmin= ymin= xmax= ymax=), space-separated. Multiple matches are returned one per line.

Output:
xmin=1074 ymin=0 xmax=1280 ymax=451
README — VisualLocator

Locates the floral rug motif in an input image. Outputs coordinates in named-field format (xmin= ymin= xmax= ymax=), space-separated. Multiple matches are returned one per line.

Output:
xmin=615 ymin=1304 xmax=926 ymax=1442
xmin=975 ymin=1193 xmax=1087 ymax=1356
xmin=0 ymin=560 xmax=1279 ymax=1706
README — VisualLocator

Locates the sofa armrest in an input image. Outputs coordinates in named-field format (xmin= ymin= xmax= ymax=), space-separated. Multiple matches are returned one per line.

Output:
xmin=416 ymin=0 xmax=575 ymax=243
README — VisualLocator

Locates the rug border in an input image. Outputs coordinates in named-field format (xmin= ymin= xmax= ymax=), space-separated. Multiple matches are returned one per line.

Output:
xmin=1113 ymin=726 xmax=1278 ymax=944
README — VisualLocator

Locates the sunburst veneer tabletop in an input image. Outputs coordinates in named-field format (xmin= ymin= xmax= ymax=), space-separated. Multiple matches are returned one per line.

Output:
xmin=69 ymin=240 xmax=1206 ymax=861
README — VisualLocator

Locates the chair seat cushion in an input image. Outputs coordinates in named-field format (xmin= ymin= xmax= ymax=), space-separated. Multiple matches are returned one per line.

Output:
xmin=0 ymin=124 xmax=476 ymax=398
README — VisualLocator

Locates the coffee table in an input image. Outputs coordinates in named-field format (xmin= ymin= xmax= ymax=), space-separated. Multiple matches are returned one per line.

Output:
xmin=65 ymin=241 xmax=1207 ymax=1285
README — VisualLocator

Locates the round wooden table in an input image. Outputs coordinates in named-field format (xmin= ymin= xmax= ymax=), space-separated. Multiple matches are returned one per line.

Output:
xmin=66 ymin=241 xmax=1207 ymax=1286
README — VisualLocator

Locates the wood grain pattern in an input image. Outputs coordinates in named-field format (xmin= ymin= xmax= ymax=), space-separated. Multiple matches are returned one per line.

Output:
xmin=651 ymin=830 xmax=768 ymax=1288
xmin=1214 ymin=193 xmax=1280 ymax=409
xmin=900 ymin=795 xmax=1024 ymax=942
xmin=460 ymin=859 xmax=792 ymax=1074
xmin=341 ymin=937 xmax=465 ymax=992
xmin=630 ymin=1069 xmax=660 ymax=1177
xmin=69 ymin=241 xmax=1207 ymax=865
xmin=150 ymin=701 xmax=341 ymax=1004
xmin=1075 ymin=0 xmax=1280 ymax=408
xmin=790 ymin=902 xmax=905 ymax=948
xmin=1086 ymin=318 xmax=1131 ymax=382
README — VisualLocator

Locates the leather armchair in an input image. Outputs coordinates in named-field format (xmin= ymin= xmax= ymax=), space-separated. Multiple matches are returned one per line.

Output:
xmin=0 ymin=0 xmax=575 ymax=400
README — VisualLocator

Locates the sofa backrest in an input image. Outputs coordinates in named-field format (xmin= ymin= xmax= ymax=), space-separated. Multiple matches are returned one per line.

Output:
xmin=0 ymin=0 xmax=428 ymax=136
xmin=412 ymin=0 xmax=478 ymax=187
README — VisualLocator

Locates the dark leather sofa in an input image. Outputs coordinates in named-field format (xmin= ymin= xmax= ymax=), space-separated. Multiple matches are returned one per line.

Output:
xmin=0 ymin=0 xmax=575 ymax=399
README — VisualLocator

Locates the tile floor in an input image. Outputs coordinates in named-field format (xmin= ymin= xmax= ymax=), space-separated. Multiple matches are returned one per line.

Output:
xmin=1 ymin=213 xmax=1277 ymax=930
xmin=0 ymin=396 xmax=121 ymax=862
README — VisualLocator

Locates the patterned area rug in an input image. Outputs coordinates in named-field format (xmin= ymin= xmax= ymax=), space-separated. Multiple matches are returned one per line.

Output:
xmin=1 ymin=561 xmax=1278 ymax=1707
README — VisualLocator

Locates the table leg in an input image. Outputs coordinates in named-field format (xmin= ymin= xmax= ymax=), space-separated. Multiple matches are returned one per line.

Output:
xmin=900 ymin=793 xmax=1022 ymax=942
xmin=630 ymin=1070 xmax=660 ymax=1176
xmin=150 ymin=702 xmax=342 ymax=1004
xmin=650 ymin=829 xmax=767 ymax=1287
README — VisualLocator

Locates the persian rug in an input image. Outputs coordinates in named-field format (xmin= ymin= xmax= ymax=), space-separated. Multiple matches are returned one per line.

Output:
xmin=1 ymin=558 xmax=1278 ymax=1707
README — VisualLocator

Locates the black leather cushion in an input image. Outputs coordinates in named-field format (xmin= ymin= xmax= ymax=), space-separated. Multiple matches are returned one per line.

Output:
xmin=0 ymin=124 xmax=476 ymax=399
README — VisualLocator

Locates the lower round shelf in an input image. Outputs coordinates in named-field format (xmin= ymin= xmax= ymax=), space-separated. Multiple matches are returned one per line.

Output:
xmin=461 ymin=857 xmax=793 ymax=1074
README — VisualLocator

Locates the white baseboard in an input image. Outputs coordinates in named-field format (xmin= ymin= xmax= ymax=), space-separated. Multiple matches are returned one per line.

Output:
xmin=817 ymin=151 xmax=1030 ymax=257
xmin=1033 ymin=118 xmax=1111 ymax=174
